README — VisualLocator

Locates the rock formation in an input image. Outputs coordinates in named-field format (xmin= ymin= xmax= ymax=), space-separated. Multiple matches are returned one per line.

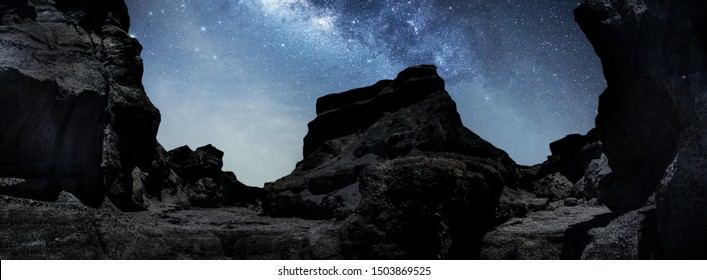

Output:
xmin=0 ymin=0 xmax=158 ymax=209
xmin=483 ymin=131 xmax=622 ymax=259
xmin=576 ymin=0 xmax=707 ymax=258
xmin=0 ymin=0 xmax=257 ymax=211
xmin=165 ymin=144 xmax=263 ymax=208
xmin=264 ymin=65 xmax=516 ymax=221
xmin=264 ymin=65 xmax=518 ymax=258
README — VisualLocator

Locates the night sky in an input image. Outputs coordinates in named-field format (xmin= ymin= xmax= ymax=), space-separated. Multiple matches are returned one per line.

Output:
xmin=124 ymin=0 xmax=606 ymax=186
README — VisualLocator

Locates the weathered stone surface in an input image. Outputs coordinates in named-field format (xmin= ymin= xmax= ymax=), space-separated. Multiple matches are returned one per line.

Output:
xmin=480 ymin=204 xmax=613 ymax=260
xmin=0 ymin=0 xmax=159 ymax=210
xmin=494 ymin=187 xmax=550 ymax=226
xmin=573 ymin=153 xmax=613 ymax=200
xmin=582 ymin=206 xmax=659 ymax=260
xmin=0 ymin=0 xmax=261 ymax=213
xmin=0 ymin=194 xmax=342 ymax=259
xmin=264 ymin=65 xmax=516 ymax=221
xmin=576 ymin=0 xmax=707 ymax=257
xmin=532 ymin=173 xmax=573 ymax=201
xmin=343 ymin=154 xmax=507 ymax=259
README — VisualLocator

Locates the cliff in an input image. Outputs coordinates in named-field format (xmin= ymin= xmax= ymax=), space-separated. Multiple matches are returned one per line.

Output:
xmin=0 ymin=0 xmax=257 ymax=211
xmin=576 ymin=0 xmax=707 ymax=258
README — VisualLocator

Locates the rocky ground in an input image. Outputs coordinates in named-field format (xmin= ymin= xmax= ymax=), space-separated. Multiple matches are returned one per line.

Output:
xmin=0 ymin=193 xmax=342 ymax=259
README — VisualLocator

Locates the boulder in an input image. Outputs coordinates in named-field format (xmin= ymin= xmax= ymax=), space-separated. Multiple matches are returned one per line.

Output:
xmin=532 ymin=173 xmax=574 ymax=201
xmin=576 ymin=0 xmax=707 ymax=257
xmin=343 ymin=154 xmax=507 ymax=259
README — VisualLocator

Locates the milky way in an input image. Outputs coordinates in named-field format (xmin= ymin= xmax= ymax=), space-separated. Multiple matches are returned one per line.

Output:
xmin=124 ymin=0 xmax=606 ymax=186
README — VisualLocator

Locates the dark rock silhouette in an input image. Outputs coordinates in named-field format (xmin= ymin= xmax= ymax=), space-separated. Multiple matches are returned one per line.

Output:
xmin=483 ymin=130 xmax=620 ymax=259
xmin=0 ymin=0 xmax=257 ymax=211
xmin=166 ymin=145 xmax=263 ymax=208
xmin=264 ymin=65 xmax=516 ymax=222
xmin=577 ymin=0 xmax=707 ymax=258
xmin=265 ymin=65 xmax=517 ymax=258
xmin=345 ymin=154 xmax=509 ymax=259
xmin=0 ymin=0 xmax=158 ymax=209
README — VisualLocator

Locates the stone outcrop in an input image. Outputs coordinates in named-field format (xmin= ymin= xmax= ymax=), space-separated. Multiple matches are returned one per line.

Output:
xmin=165 ymin=145 xmax=263 ymax=208
xmin=0 ymin=0 xmax=258 ymax=212
xmin=0 ymin=0 xmax=159 ymax=210
xmin=264 ymin=65 xmax=516 ymax=222
xmin=576 ymin=0 xmax=707 ymax=258
xmin=263 ymin=65 xmax=517 ymax=258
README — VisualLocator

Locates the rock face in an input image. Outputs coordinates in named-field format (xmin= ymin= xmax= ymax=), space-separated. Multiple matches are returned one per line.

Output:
xmin=0 ymin=0 xmax=259 ymax=211
xmin=264 ymin=65 xmax=516 ymax=221
xmin=0 ymin=0 xmax=159 ymax=209
xmin=481 ymin=204 xmax=613 ymax=260
xmin=264 ymin=65 xmax=517 ymax=258
xmin=582 ymin=206 xmax=659 ymax=260
xmin=576 ymin=0 xmax=707 ymax=258
xmin=344 ymin=154 xmax=509 ymax=259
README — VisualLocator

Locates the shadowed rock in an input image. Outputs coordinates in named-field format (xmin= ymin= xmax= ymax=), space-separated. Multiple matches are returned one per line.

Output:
xmin=265 ymin=65 xmax=516 ymax=221
xmin=0 ymin=0 xmax=258 ymax=211
xmin=576 ymin=0 xmax=707 ymax=258
xmin=0 ymin=0 xmax=158 ymax=209
xmin=343 ymin=154 xmax=507 ymax=259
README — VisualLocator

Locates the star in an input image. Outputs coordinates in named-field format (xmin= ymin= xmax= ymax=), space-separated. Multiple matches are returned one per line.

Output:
xmin=124 ymin=0 xmax=606 ymax=186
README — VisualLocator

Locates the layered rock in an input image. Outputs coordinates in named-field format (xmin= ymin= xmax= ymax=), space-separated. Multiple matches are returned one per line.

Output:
xmin=0 ymin=0 xmax=159 ymax=209
xmin=0 ymin=0 xmax=259 ymax=212
xmin=265 ymin=65 xmax=516 ymax=221
xmin=264 ymin=65 xmax=517 ymax=258
xmin=576 ymin=0 xmax=707 ymax=258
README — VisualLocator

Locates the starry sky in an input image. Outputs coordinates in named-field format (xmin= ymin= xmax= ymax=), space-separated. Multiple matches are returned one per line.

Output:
xmin=124 ymin=0 xmax=606 ymax=186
